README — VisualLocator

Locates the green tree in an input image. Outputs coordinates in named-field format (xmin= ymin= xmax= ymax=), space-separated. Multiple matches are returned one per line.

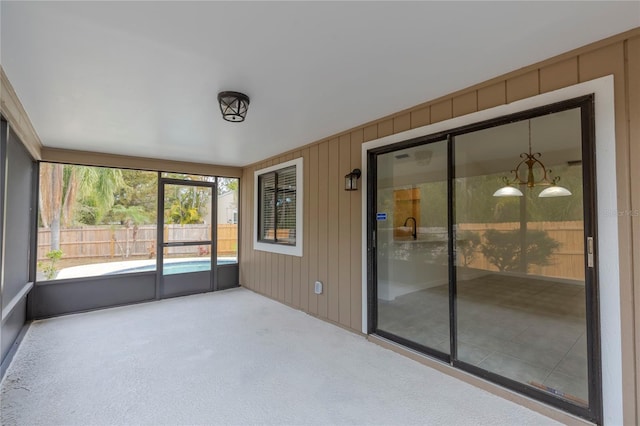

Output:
xmin=419 ymin=181 xmax=448 ymax=227
xmin=456 ymin=174 xmax=522 ymax=224
xmin=480 ymin=229 xmax=560 ymax=272
xmin=111 ymin=170 xmax=158 ymax=223
xmin=456 ymin=230 xmax=481 ymax=267
xmin=39 ymin=164 xmax=124 ymax=250
xmin=526 ymin=164 xmax=584 ymax=222
xmin=165 ymin=185 xmax=210 ymax=224
xmin=109 ymin=205 xmax=150 ymax=258
xmin=72 ymin=166 xmax=125 ymax=224
xmin=217 ymin=177 xmax=238 ymax=195
xmin=162 ymin=172 xmax=214 ymax=183
xmin=455 ymin=164 xmax=584 ymax=224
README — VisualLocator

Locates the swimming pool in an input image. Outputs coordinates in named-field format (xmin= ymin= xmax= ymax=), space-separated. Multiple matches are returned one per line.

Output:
xmin=54 ymin=257 xmax=237 ymax=280
xmin=106 ymin=258 xmax=236 ymax=275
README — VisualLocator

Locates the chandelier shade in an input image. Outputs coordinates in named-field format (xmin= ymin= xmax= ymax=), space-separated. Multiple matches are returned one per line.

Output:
xmin=539 ymin=185 xmax=573 ymax=198
xmin=493 ymin=185 xmax=524 ymax=197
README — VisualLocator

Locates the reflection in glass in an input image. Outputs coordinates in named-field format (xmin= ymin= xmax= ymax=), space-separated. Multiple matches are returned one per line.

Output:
xmin=454 ymin=108 xmax=588 ymax=406
xmin=376 ymin=140 xmax=450 ymax=354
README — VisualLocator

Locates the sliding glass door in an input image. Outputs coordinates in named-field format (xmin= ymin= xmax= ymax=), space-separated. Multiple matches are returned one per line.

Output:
xmin=369 ymin=96 xmax=600 ymax=422
xmin=453 ymin=107 xmax=595 ymax=409
xmin=373 ymin=140 xmax=450 ymax=358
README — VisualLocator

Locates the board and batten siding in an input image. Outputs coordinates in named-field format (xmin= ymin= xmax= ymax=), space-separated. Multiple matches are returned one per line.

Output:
xmin=241 ymin=137 xmax=363 ymax=330
xmin=240 ymin=28 xmax=640 ymax=424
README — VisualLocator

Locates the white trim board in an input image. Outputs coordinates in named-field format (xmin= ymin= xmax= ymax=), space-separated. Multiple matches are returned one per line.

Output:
xmin=360 ymin=75 xmax=621 ymax=424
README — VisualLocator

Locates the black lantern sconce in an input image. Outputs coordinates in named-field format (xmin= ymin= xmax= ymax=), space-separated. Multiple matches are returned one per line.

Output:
xmin=345 ymin=168 xmax=361 ymax=191
xmin=217 ymin=91 xmax=250 ymax=122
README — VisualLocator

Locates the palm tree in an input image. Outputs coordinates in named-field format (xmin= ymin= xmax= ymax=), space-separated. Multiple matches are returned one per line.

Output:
xmin=109 ymin=205 xmax=149 ymax=258
xmin=39 ymin=163 xmax=65 ymax=250
xmin=39 ymin=164 xmax=124 ymax=250
xmin=73 ymin=166 xmax=125 ymax=224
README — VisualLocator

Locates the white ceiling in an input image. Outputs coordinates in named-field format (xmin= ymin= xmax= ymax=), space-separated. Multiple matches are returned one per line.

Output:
xmin=1 ymin=1 xmax=638 ymax=167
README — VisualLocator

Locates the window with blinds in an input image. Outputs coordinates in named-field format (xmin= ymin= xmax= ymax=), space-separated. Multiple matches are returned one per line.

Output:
xmin=258 ymin=165 xmax=297 ymax=245
xmin=254 ymin=157 xmax=303 ymax=256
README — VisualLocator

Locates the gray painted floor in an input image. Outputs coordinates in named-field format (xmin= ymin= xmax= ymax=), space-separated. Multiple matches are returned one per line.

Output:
xmin=1 ymin=288 xmax=559 ymax=425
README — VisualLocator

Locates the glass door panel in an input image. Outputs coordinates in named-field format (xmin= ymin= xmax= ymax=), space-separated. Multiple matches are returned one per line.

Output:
xmin=160 ymin=181 xmax=214 ymax=296
xmin=453 ymin=108 xmax=589 ymax=406
xmin=217 ymin=178 xmax=239 ymax=264
xmin=163 ymin=184 xmax=213 ymax=244
xmin=375 ymin=140 xmax=450 ymax=355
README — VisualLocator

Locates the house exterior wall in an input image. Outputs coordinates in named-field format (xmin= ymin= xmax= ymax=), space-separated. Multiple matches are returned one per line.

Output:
xmin=240 ymin=28 xmax=640 ymax=424
xmin=217 ymin=191 xmax=237 ymax=225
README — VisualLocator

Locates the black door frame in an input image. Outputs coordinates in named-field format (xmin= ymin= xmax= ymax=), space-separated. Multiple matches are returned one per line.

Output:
xmin=367 ymin=135 xmax=452 ymax=364
xmin=367 ymin=95 xmax=601 ymax=423
xmin=157 ymin=177 xmax=217 ymax=298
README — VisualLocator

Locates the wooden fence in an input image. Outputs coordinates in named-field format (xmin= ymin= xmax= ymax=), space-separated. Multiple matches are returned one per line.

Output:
xmin=39 ymin=221 xmax=583 ymax=280
xmin=457 ymin=221 xmax=585 ymax=281
xmin=37 ymin=224 xmax=238 ymax=261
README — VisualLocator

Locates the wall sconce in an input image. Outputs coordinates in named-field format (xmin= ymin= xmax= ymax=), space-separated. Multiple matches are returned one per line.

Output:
xmin=345 ymin=168 xmax=361 ymax=191
xmin=217 ymin=91 xmax=250 ymax=122
xmin=493 ymin=120 xmax=571 ymax=198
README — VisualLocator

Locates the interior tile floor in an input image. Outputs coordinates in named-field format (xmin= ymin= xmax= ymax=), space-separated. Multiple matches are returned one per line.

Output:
xmin=378 ymin=273 xmax=588 ymax=406
xmin=0 ymin=288 xmax=560 ymax=425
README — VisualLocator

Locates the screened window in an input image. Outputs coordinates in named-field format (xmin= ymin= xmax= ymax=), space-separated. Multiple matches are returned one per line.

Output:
xmin=36 ymin=163 xmax=158 ymax=281
xmin=254 ymin=158 xmax=303 ymax=256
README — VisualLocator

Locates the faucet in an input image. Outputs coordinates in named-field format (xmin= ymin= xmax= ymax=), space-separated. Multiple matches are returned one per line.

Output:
xmin=403 ymin=217 xmax=417 ymax=240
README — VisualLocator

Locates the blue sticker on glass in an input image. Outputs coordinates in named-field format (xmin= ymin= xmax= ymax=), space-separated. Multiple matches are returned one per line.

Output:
xmin=376 ymin=213 xmax=387 ymax=221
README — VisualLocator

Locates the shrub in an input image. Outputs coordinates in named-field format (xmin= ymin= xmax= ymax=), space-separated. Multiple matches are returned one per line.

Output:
xmin=480 ymin=229 xmax=559 ymax=273
xmin=38 ymin=249 xmax=63 ymax=280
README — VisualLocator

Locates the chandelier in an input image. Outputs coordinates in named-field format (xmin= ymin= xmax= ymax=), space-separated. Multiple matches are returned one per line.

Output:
xmin=493 ymin=120 xmax=572 ymax=198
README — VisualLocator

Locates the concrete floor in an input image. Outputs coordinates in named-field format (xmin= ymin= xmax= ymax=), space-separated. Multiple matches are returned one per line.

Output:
xmin=0 ymin=288 xmax=559 ymax=425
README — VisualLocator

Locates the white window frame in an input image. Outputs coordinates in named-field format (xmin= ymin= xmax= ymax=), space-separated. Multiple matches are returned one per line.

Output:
xmin=254 ymin=157 xmax=303 ymax=256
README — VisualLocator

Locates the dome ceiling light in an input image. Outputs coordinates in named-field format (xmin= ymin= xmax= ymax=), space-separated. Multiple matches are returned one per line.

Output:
xmin=218 ymin=91 xmax=250 ymax=122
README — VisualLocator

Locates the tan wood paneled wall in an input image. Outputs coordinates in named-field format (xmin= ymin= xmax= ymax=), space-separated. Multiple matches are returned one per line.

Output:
xmin=240 ymin=27 xmax=640 ymax=424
